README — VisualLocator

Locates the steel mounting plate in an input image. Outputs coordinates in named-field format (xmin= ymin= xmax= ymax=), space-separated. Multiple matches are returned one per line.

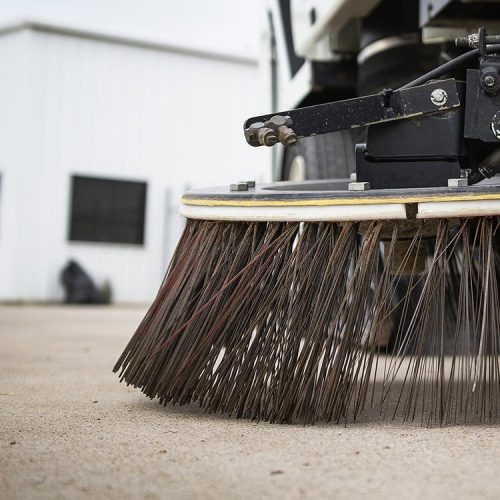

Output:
xmin=180 ymin=178 xmax=500 ymax=222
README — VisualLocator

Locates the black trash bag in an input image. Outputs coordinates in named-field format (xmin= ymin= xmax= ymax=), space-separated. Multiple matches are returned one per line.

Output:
xmin=60 ymin=260 xmax=104 ymax=304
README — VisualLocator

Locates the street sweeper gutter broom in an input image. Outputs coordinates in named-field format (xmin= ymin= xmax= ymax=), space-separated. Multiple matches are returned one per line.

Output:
xmin=115 ymin=28 xmax=500 ymax=425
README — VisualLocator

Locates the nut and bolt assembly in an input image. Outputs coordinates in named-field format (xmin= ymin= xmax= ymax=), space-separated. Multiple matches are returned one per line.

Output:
xmin=258 ymin=129 xmax=278 ymax=147
xmin=267 ymin=115 xmax=297 ymax=147
xmin=448 ymin=178 xmax=468 ymax=188
xmin=348 ymin=181 xmax=370 ymax=191
xmin=481 ymin=69 xmax=500 ymax=94
xmin=491 ymin=111 xmax=500 ymax=139
xmin=244 ymin=115 xmax=297 ymax=148
xmin=229 ymin=180 xmax=256 ymax=192
xmin=430 ymin=88 xmax=448 ymax=107
xmin=230 ymin=182 xmax=249 ymax=192
xmin=484 ymin=75 xmax=497 ymax=88
xmin=245 ymin=123 xmax=278 ymax=147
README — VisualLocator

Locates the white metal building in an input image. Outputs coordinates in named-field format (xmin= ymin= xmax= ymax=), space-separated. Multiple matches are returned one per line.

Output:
xmin=0 ymin=7 xmax=270 ymax=303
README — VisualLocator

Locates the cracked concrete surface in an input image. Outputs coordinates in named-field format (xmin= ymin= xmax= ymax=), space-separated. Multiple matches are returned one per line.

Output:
xmin=2 ymin=305 xmax=500 ymax=499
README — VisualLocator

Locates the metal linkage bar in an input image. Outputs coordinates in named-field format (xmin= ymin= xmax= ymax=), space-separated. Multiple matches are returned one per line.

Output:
xmin=244 ymin=79 xmax=460 ymax=147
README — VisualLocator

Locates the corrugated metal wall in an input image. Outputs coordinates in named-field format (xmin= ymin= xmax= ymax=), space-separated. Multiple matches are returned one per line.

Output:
xmin=0 ymin=28 xmax=270 ymax=302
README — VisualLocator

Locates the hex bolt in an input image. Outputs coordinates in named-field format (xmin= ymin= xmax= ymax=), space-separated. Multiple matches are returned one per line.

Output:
xmin=277 ymin=126 xmax=297 ymax=147
xmin=484 ymin=75 xmax=496 ymax=88
xmin=455 ymin=33 xmax=480 ymax=49
xmin=348 ymin=181 xmax=370 ymax=191
xmin=469 ymin=33 xmax=479 ymax=47
xmin=268 ymin=115 xmax=292 ymax=128
xmin=257 ymin=127 xmax=278 ymax=147
xmin=245 ymin=115 xmax=296 ymax=148
xmin=448 ymin=178 xmax=468 ymax=188
xmin=267 ymin=115 xmax=297 ymax=147
xmin=239 ymin=180 xmax=256 ymax=188
xmin=492 ymin=111 xmax=500 ymax=139
xmin=244 ymin=122 xmax=266 ymax=147
xmin=430 ymin=88 xmax=448 ymax=107
xmin=230 ymin=182 xmax=249 ymax=192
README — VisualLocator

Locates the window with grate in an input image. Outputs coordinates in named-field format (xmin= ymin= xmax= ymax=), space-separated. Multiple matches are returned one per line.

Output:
xmin=69 ymin=175 xmax=147 ymax=245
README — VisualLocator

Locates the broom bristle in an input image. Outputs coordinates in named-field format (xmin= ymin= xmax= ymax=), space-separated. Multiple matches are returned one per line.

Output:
xmin=114 ymin=216 xmax=500 ymax=425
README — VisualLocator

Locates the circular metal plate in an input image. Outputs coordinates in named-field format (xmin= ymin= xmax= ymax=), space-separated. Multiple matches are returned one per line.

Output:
xmin=180 ymin=178 xmax=500 ymax=221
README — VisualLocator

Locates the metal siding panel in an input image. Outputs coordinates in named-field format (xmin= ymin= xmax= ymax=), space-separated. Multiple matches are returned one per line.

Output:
xmin=0 ymin=31 xmax=36 ymax=300
xmin=0 ymin=29 xmax=270 ymax=302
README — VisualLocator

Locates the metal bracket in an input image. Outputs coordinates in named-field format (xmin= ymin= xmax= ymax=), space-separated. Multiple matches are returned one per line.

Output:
xmin=244 ymin=79 xmax=461 ymax=147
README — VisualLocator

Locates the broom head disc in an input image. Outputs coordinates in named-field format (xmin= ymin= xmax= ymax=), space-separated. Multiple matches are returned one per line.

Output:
xmin=180 ymin=178 xmax=500 ymax=221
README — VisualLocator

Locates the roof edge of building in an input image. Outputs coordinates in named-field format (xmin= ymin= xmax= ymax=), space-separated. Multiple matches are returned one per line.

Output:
xmin=0 ymin=18 xmax=258 ymax=66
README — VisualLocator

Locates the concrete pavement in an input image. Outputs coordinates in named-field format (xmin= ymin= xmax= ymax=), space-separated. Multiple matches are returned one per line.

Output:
xmin=1 ymin=305 xmax=500 ymax=499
